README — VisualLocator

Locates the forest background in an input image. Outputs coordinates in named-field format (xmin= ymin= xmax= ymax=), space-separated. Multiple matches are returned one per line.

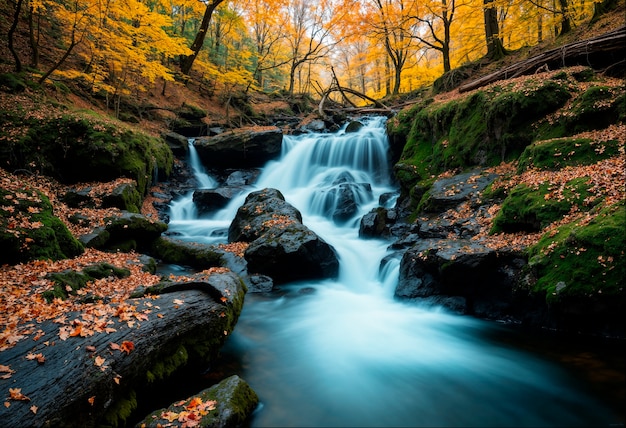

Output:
xmin=3 ymin=0 xmax=620 ymax=115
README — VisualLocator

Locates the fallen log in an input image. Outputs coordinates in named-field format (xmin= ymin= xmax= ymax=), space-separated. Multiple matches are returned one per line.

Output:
xmin=0 ymin=271 xmax=247 ymax=427
xmin=459 ymin=26 xmax=626 ymax=93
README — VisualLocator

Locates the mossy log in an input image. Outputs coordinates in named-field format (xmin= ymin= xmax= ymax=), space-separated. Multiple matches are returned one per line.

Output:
xmin=0 ymin=271 xmax=246 ymax=428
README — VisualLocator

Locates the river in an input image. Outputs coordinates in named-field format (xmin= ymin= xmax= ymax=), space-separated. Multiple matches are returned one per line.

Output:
xmin=164 ymin=117 xmax=623 ymax=427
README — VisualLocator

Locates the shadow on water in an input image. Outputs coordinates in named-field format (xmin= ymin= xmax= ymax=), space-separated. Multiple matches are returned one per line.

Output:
xmin=156 ymin=117 xmax=624 ymax=427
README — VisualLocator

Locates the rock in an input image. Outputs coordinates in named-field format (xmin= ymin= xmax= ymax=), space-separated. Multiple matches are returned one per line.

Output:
xmin=137 ymin=375 xmax=258 ymax=428
xmin=193 ymin=187 xmax=248 ymax=215
xmin=101 ymin=182 xmax=143 ymax=213
xmin=359 ymin=207 xmax=390 ymax=238
xmin=228 ymin=188 xmax=339 ymax=284
xmin=345 ymin=120 xmax=364 ymax=133
xmin=228 ymin=189 xmax=302 ymax=242
xmin=80 ymin=212 xmax=167 ymax=252
xmin=150 ymin=236 xmax=224 ymax=269
xmin=247 ymin=274 xmax=274 ymax=293
xmin=0 ymin=188 xmax=84 ymax=265
xmin=0 ymin=271 xmax=247 ymax=428
xmin=224 ymin=169 xmax=261 ymax=186
xmin=312 ymin=171 xmax=373 ymax=223
xmin=161 ymin=131 xmax=189 ymax=157
xmin=421 ymin=170 xmax=498 ymax=213
xmin=395 ymin=239 xmax=526 ymax=318
xmin=194 ymin=126 xmax=283 ymax=168
xmin=61 ymin=187 xmax=95 ymax=208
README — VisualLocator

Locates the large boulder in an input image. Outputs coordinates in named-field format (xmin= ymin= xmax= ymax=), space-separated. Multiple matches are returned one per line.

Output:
xmin=194 ymin=126 xmax=283 ymax=168
xmin=228 ymin=188 xmax=339 ymax=284
xmin=193 ymin=186 xmax=249 ymax=215
xmin=419 ymin=170 xmax=498 ymax=213
xmin=396 ymin=239 xmax=526 ymax=319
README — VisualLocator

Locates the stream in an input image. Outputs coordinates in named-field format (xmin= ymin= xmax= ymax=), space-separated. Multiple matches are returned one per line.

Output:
xmin=164 ymin=117 xmax=622 ymax=427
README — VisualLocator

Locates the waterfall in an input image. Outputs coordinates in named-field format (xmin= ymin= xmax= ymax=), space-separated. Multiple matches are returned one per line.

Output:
xmin=166 ymin=117 xmax=617 ymax=427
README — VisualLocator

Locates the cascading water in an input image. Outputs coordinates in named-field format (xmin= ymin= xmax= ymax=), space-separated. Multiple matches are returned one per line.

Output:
xmin=166 ymin=117 xmax=619 ymax=427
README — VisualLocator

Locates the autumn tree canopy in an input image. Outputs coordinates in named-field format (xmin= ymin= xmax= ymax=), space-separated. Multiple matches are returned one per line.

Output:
xmin=4 ymin=0 xmax=606 ymax=102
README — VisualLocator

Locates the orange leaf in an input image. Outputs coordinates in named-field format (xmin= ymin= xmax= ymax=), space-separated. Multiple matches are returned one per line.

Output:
xmin=109 ymin=342 xmax=121 ymax=351
xmin=30 ymin=405 xmax=38 ymax=414
xmin=94 ymin=356 xmax=105 ymax=367
xmin=186 ymin=397 xmax=203 ymax=410
xmin=9 ymin=388 xmax=30 ymax=401
xmin=69 ymin=325 xmax=82 ymax=337
xmin=88 ymin=396 xmax=95 ymax=406
xmin=120 ymin=341 xmax=134 ymax=355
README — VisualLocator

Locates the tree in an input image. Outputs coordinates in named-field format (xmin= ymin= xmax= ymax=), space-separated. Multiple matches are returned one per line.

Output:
xmin=484 ymin=0 xmax=506 ymax=59
xmin=368 ymin=0 xmax=417 ymax=94
xmin=180 ymin=0 xmax=226 ymax=74
xmin=283 ymin=0 xmax=340 ymax=95
xmin=7 ymin=0 xmax=25 ymax=72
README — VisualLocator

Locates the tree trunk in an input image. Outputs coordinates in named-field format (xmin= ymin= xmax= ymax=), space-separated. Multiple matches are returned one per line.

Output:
xmin=28 ymin=5 xmax=39 ymax=67
xmin=180 ymin=0 xmax=224 ymax=75
xmin=8 ymin=0 xmax=24 ymax=73
xmin=484 ymin=0 xmax=506 ymax=60
xmin=557 ymin=0 xmax=571 ymax=35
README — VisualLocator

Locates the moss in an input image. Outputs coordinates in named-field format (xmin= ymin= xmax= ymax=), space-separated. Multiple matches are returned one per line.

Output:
xmin=0 ymin=188 xmax=84 ymax=265
xmin=394 ymin=77 xmax=572 ymax=192
xmin=42 ymin=262 xmax=130 ymax=302
xmin=559 ymin=85 xmax=625 ymax=134
xmin=146 ymin=345 xmax=189 ymax=383
xmin=0 ymin=111 xmax=173 ymax=195
xmin=526 ymin=202 xmax=626 ymax=304
xmin=517 ymin=137 xmax=621 ymax=171
xmin=151 ymin=237 xmax=223 ymax=269
xmin=491 ymin=177 xmax=596 ymax=233
xmin=102 ymin=389 xmax=137 ymax=428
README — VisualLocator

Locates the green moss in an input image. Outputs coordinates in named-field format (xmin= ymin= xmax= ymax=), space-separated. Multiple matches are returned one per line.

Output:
xmin=526 ymin=202 xmax=626 ymax=304
xmin=146 ymin=345 xmax=189 ymax=383
xmin=41 ymin=262 xmax=130 ymax=302
xmin=102 ymin=389 xmax=137 ymax=428
xmin=151 ymin=237 xmax=223 ymax=269
xmin=0 ymin=111 xmax=173 ymax=195
xmin=394 ymin=77 xmax=572 ymax=190
xmin=0 ymin=188 xmax=84 ymax=265
xmin=491 ymin=177 xmax=597 ymax=233
xmin=517 ymin=137 xmax=621 ymax=172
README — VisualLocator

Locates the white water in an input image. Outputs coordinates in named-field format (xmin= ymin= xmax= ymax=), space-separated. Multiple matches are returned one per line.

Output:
xmin=167 ymin=118 xmax=618 ymax=427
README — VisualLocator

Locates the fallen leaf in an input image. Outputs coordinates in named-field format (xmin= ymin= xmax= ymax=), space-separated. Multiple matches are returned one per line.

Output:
xmin=88 ymin=396 xmax=95 ymax=406
xmin=94 ymin=356 xmax=106 ymax=367
xmin=120 ymin=341 xmax=134 ymax=355
xmin=30 ymin=405 xmax=38 ymax=414
xmin=85 ymin=345 xmax=96 ymax=352
xmin=9 ymin=388 xmax=30 ymax=401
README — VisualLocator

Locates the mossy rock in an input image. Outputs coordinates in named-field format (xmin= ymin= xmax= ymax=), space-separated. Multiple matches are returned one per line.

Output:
xmin=394 ymin=77 xmax=571 ymax=184
xmin=517 ymin=137 xmax=622 ymax=172
xmin=558 ymin=85 xmax=626 ymax=134
xmin=491 ymin=177 xmax=597 ymax=233
xmin=0 ymin=111 xmax=173 ymax=195
xmin=138 ymin=375 xmax=259 ymax=428
xmin=41 ymin=262 xmax=131 ymax=301
xmin=151 ymin=236 xmax=224 ymax=269
xmin=176 ymin=103 xmax=208 ymax=120
xmin=0 ymin=187 xmax=84 ymax=265
xmin=526 ymin=202 xmax=625 ymax=306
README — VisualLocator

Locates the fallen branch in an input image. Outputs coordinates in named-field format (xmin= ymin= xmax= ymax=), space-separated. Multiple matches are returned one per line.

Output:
xmin=459 ymin=26 xmax=626 ymax=93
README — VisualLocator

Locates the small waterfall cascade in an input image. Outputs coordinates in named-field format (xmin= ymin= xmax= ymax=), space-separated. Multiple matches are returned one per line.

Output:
xmin=165 ymin=117 xmax=618 ymax=427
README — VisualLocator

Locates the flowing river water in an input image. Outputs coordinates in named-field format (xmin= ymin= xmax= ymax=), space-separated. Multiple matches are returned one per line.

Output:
xmin=164 ymin=117 xmax=622 ymax=427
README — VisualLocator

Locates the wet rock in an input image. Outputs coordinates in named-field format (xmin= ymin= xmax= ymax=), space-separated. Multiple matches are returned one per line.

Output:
xmin=228 ymin=188 xmax=339 ymax=284
xmin=396 ymin=239 xmax=526 ymax=319
xmin=194 ymin=126 xmax=283 ymax=168
xmin=193 ymin=187 xmax=248 ymax=215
